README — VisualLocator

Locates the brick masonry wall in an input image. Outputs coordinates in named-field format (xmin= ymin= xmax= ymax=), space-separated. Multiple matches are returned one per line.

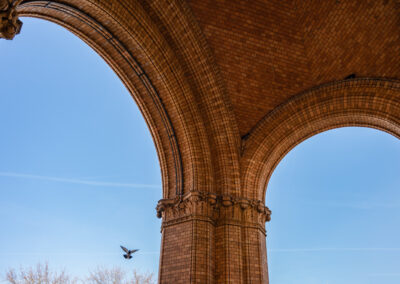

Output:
xmin=242 ymin=79 xmax=400 ymax=201
xmin=188 ymin=0 xmax=400 ymax=135
xmin=9 ymin=1 xmax=400 ymax=283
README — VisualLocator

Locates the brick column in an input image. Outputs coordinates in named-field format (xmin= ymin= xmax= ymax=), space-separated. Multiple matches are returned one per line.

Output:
xmin=157 ymin=191 xmax=218 ymax=284
xmin=216 ymin=197 xmax=271 ymax=283
xmin=157 ymin=192 xmax=271 ymax=283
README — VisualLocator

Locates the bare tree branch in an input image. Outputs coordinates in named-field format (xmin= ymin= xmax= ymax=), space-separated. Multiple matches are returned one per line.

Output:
xmin=4 ymin=263 xmax=78 ymax=284
xmin=4 ymin=263 xmax=154 ymax=284
xmin=87 ymin=267 xmax=155 ymax=284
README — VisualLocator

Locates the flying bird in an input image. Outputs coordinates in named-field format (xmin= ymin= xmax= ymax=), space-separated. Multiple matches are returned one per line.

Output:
xmin=120 ymin=245 xmax=139 ymax=259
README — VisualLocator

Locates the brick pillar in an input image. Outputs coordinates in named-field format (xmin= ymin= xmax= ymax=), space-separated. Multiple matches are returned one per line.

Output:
xmin=157 ymin=191 xmax=218 ymax=284
xmin=216 ymin=197 xmax=271 ymax=283
xmin=157 ymin=193 xmax=271 ymax=283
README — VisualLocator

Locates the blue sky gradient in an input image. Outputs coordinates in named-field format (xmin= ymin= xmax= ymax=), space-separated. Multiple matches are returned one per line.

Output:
xmin=267 ymin=128 xmax=400 ymax=283
xmin=1 ymin=18 xmax=399 ymax=283
xmin=0 ymin=18 xmax=162 ymax=278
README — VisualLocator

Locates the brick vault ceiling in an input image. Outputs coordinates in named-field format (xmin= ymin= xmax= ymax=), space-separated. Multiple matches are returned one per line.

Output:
xmin=187 ymin=0 xmax=400 ymax=135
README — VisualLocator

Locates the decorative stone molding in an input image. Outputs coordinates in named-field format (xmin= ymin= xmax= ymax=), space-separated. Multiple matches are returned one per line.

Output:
xmin=156 ymin=191 xmax=271 ymax=231
xmin=218 ymin=195 xmax=271 ymax=232
xmin=156 ymin=191 xmax=219 ymax=227
xmin=0 ymin=0 xmax=22 ymax=40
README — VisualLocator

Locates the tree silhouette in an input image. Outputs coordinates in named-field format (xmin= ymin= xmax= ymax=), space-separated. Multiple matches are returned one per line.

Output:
xmin=4 ymin=263 xmax=155 ymax=284
xmin=5 ymin=263 xmax=78 ymax=284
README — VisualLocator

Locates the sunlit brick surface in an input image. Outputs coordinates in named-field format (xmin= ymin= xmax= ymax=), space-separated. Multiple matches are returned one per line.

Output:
xmin=9 ymin=0 xmax=400 ymax=282
xmin=188 ymin=0 xmax=400 ymax=135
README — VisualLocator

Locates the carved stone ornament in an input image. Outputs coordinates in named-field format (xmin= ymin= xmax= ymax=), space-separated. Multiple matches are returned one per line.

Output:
xmin=0 ymin=0 xmax=23 ymax=40
xmin=156 ymin=191 xmax=271 ymax=232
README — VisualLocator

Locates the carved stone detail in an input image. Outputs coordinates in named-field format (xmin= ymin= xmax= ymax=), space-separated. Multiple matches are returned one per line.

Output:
xmin=156 ymin=191 xmax=271 ymax=231
xmin=0 ymin=0 xmax=22 ymax=40
xmin=156 ymin=191 xmax=219 ymax=227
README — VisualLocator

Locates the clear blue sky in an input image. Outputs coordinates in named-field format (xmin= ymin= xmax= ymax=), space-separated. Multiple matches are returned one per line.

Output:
xmin=0 ymin=18 xmax=162 ymax=278
xmin=1 ymin=18 xmax=400 ymax=283
xmin=267 ymin=128 xmax=400 ymax=283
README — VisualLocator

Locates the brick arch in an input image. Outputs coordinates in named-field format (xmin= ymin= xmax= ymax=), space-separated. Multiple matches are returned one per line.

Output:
xmin=16 ymin=0 xmax=240 ymax=200
xmin=241 ymin=79 xmax=400 ymax=202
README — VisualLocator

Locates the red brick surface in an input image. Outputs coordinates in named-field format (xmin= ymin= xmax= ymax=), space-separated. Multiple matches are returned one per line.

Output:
xmin=188 ymin=0 xmax=400 ymax=135
xmin=11 ymin=1 xmax=400 ymax=283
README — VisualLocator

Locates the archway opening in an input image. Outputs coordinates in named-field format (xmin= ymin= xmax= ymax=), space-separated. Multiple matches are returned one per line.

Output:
xmin=266 ymin=127 xmax=400 ymax=283
xmin=0 ymin=18 xmax=161 ymax=279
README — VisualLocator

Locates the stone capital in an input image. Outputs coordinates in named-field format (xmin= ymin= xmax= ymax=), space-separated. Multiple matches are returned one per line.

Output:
xmin=156 ymin=191 xmax=219 ymax=228
xmin=218 ymin=196 xmax=271 ymax=232
xmin=156 ymin=191 xmax=271 ymax=232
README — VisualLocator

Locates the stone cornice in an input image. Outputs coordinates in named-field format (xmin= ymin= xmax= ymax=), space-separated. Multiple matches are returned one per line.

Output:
xmin=156 ymin=191 xmax=271 ymax=231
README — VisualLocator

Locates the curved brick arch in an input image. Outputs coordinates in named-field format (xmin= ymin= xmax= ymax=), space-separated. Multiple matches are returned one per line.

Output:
xmin=138 ymin=0 xmax=241 ymax=197
xmin=16 ymin=0 xmax=241 ymax=200
xmin=242 ymin=79 xmax=400 ymax=202
xmin=17 ymin=0 xmax=196 ymax=199
xmin=12 ymin=1 xmax=241 ymax=282
xmin=3 ymin=1 xmax=399 ymax=282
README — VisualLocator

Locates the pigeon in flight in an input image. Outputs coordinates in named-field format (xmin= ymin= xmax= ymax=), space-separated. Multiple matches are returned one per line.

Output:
xmin=120 ymin=245 xmax=139 ymax=259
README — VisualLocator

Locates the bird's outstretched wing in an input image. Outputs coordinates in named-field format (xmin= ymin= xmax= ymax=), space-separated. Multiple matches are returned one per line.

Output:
xmin=130 ymin=249 xmax=139 ymax=254
xmin=120 ymin=245 xmax=129 ymax=253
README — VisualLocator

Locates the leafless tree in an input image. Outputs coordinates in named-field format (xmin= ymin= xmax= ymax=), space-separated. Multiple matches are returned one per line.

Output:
xmin=87 ymin=267 xmax=155 ymax=284
xmin=4 ymin=263 xmax=155 ymax=284
xmin=4 ymin=263 xmax=78 ymax=284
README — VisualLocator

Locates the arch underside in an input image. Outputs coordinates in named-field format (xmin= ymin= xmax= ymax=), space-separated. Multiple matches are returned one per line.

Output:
xmin=16 ymin=0 xmax=241 ymax=201
xmin=17 ymin=0 xmax=184 ymax=198
xmin=17 ymin=1 xmax=400 ymax=212
xmin=8 ymin=1 xmax=400 ymax=283
xmin=241 ymin=79 xmax=400 ymax=202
